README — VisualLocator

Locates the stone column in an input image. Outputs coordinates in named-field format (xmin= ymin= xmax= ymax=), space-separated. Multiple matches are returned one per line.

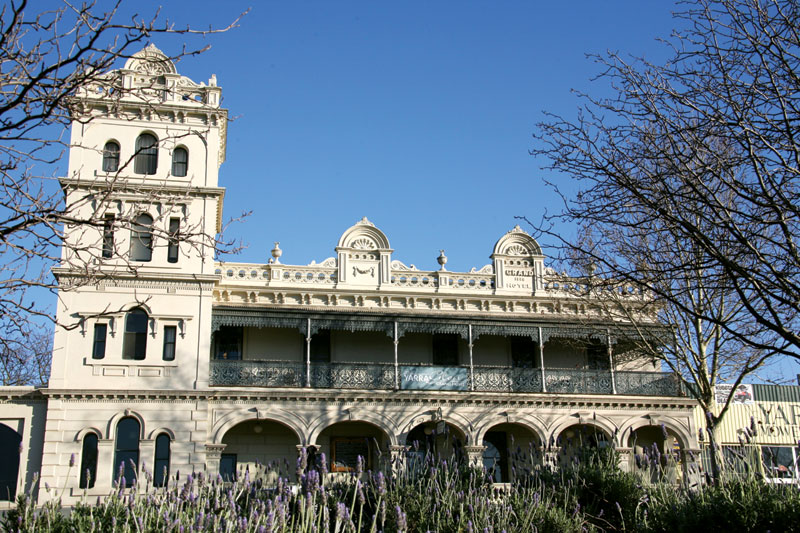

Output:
xmin=616 ymin=447 xmax=633 ymax=473
xmin=388 ymin=445 xmax=408 ymax=475
xmin=204 ymin=443 xmax=226 ymax=476
xmin=544 ymin=447 xmax=561 ymax=468
xmin=464 ymin=445 xmax=487 ymax=468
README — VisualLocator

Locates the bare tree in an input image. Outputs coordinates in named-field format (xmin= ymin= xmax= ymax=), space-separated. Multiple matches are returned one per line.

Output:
xmin=0 ymin=330 xmax=51 ymax=386
xmin=528 ymin=0 xmax=800 ymax=481
xmin=0 ymin=2 xmax=244 ymax=357
xmin=530 ymin=0 xmax=800 ymax=359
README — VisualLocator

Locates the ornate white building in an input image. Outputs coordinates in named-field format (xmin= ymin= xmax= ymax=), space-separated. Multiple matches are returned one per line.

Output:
xmin=0 ymin=46 xmax=699 ymax=504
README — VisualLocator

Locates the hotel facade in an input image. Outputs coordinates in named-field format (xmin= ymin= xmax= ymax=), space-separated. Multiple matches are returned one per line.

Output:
xmin=0 ymin=46 xmax=701 ymax=503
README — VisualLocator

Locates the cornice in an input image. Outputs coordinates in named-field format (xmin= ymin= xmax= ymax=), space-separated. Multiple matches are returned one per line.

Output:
xmin=59 ymin=177 xmax=225 ymax=197
xmin=52 ymin=268 xmax=218 ymax=285
xmin=40 ymin=387 xmax=697 ymax=411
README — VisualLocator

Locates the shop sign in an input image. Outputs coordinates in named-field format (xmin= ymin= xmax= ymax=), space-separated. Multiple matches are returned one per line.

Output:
xmin=715 ymin=383 xmax=754 ymax=404
xmin=401 ymin=366 xmax=468 ymax=391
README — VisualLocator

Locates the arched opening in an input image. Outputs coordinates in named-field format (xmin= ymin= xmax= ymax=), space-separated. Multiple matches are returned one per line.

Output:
xmin=123 ymin=307 xmax=148 ymax=360
xmin=114 ymin=417 xmax=140 ymax=487
xmin=134 ymin=133 xmax=158 ymax=175
xmin=405 ymin=421 xmax=465 ymax=470
xmin=130 ymin=213 xmax=153 ymax=262
xmin=556 ymin=424 xmax=611 ymax=466
xmin=79 ymin=432 xmax=98 ymax=489
xmin=316 ymin=421 xmax=391 ymax=475
xmin=153 ymin=433 xmax=171 ymax=487
xmin=171 ymin=147 xmax=188 ymax=177
xmin=0 ymin=424 xmax=22 ymax=500
xmin=481 ymin=423 xmax=541 ymax=483
xmin=102 ymin=141 xmax=120 ymax=172
xmin=221 ymin=420 xmax=300 ymax=483
xmin=628 ymin=425 xmax=684 ymax=483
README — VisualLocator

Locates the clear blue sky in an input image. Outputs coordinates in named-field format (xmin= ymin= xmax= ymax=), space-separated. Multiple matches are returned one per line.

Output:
xmin=109 ymin=1 xmax=681 ymax=271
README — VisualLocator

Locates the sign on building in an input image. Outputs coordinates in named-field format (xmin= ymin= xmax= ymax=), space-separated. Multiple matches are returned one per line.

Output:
xmin=715 ymin=383 xmax=754 ymax=405
xmin=400 ymin=366 xmax=468 ymax=391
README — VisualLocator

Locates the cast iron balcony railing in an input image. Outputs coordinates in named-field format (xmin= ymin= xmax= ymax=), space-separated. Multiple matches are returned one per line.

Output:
xmin=209 ymin=360 xmax=685 ymax=397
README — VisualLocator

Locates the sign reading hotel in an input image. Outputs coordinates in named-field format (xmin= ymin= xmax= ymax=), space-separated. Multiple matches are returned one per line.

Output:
xmin=715 ymin=383 xmax=754 ymax=404
xmin=504 ymin=267 xmax=534 ymax=291
xmin=401 ymin=366 xmax=468 ymax=391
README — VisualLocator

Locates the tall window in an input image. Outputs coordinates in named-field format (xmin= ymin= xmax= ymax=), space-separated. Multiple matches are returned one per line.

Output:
xmin=167 ymin=218 xmax=180 ymax=264
xmin=123 ymin=308 xmax=148 ymax=360
xmin=102 ymin=214 xmax=115 ymax=259
xmin=102 ymin=141 xmax=120 ymax=172
xmin=587 ymin=340 xmax=609 ymax=370
xmin=162 ymin=325 xmax=176 ymax=361
xmin=432 ymin=334 xmax=459 ymax=366
xmin=114 ymin=417 xmax=140 ymax=487
xmin=134 ymin=133 xmax=158 ymax=175
xmin=130 ymin=213 xmax=153 ymax=262
xmin=92 ymin=323 xmax=107 ymax=360
xmin=153 ymin=433 xmax=171 ymax=487
xmin=79 ymin=433 xmax=98 ymax=489
xmin=171 ymin=147 xmax=188 ymax=177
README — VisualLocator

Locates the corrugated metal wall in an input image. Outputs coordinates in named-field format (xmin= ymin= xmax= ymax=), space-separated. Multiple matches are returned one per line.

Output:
xmin=693 ymin=386 xmax=800 ymax=445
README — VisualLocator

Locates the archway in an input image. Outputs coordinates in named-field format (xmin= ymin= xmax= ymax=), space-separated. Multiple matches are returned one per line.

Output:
xmin=628 ymin=425 xmax=684 ymax=483
xmin=405 ymin=420 xmax=466 ymax=469
xmin=0 ymin=424 xmax=22 ymax=500
xmin=481 ymin=423 xmax=541 ymax=483
xmin=220 ymin=420 xmax=301 ymax=483
xmin=314 ymin=421 xmax=391 ymax=475
xmin=556 ymin=424 xmax=611 ymax=466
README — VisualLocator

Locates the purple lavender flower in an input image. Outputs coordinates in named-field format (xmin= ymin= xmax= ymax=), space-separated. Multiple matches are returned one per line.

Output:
xmin=395 ymin=505 xmax=407 ymax=532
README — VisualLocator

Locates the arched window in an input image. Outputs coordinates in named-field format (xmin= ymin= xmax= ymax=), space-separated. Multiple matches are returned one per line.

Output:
xmin=102 ymin=141 xmax=120 ymax=172
xmin=114 ymin=417 xmax=140 ymax=487
xmin=134 ymin=133 xmax=158 ymax=175
xmin=153 ymin=433 xmax=171 ymax=487
xmin=79 ymin=432 xmax=98 ymax=489
xmin=123 ymin=308 xmax=148 ymax=360
xmin=130 ymin=213 xmax=153 ymax=262
xmin=171 ymin=147 xmax=188 ymax=177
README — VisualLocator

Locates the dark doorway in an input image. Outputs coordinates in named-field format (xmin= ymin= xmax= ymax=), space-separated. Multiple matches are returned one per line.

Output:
xmin=483 ymin=431 xmax=509 ymax=482
xmin=0 ymin=424 xmax=22 ymax=500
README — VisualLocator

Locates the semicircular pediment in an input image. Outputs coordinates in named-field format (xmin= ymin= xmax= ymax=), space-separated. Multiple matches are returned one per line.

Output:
xmin=491 ymin=225 xmax=543 ymax=257
xmin=337 ymin=216 xmax=391 ymax=250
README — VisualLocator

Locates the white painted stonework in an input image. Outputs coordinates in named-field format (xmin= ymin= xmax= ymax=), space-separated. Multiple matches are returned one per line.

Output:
xmin=0 ymin=46 xmax=700 ymax=505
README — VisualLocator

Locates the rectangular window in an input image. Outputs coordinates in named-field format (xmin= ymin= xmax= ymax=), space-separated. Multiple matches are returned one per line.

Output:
xmin=102 ymin=214 xmax=115 ymax=259
xmin=219 ymin=454 xmax=237 ymax=481
xmin=92 ymin=324 xmax=107 ymax=360
xmin=167 ymin=217 xmax=180 ymax=264
xmin=511 ymin=337 xmax=538 ymax=368
xmin=432 ymin=334 xmax=459 ymax=366
xmin=587 ymin=340 xmax=609 ymax=370
xmin=761 ymin=446 xmax=799 ymax=481
xmin=162 ymin=325 xmax=177 ymax=361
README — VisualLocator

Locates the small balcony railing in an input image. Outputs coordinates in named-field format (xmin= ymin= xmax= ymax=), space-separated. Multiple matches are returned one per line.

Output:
xmin=209 ymin=360 xmax=685 ymax=397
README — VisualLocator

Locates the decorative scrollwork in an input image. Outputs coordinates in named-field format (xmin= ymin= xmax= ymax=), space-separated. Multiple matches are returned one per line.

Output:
xmin=351 ymin=238 xmax=376 ymax=250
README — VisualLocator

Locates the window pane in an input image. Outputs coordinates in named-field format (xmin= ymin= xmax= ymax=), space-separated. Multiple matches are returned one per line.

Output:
xmin=114 ymin=417 xmax=140 ymax=487
xmin=172 ymin=147 xmax=188 ymax=177
xmin=124 ymin=309 xmax=148 ymax=360
xmin=154 ymin=434 xmax=170 ymax=487
xmin=102 ymin=142 xmax=120 ymax=172
xmin=167 ymin=218 xmax=180 ymax=263
xmin=102 ymin=214 xmax=114 ymax=259
xmin=310 ymin=330 xmax=330 ymax=363
xmin=92 ymin=324 xmax=107 ymax=360
xmin=762 ymin=446 xmax=797 ymax=479
xmin=130 ymin=214 xmax=153 ymax=262
xmin=79 ymin=433 xmax=98 ymax=489
xmin=134 ymin=134 xmax=158 ymax=175
xmin=511 ymin=337 xmax=537 ymax=368
xmin=163 ymin=326 xmax=176 ymax=361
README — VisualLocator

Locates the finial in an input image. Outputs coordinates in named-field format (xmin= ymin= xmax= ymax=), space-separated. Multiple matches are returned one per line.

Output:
xmin=437 ymin=250 xmax=448 ymax=271
xmin=271 ymin=242 xmax=282 ymax=264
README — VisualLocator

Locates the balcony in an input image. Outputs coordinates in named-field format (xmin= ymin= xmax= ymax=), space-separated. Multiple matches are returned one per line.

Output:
xmin=209 ymin=360 xmax=685 ymax=397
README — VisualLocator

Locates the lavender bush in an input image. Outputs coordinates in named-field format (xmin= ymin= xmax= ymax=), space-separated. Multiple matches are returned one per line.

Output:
xmin=3 ymin=440 xmax=799 ymax=532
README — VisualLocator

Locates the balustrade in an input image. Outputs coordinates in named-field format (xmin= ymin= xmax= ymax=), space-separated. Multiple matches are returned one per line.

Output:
xmin=209 ymin=360 xmax=684 ymax=397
